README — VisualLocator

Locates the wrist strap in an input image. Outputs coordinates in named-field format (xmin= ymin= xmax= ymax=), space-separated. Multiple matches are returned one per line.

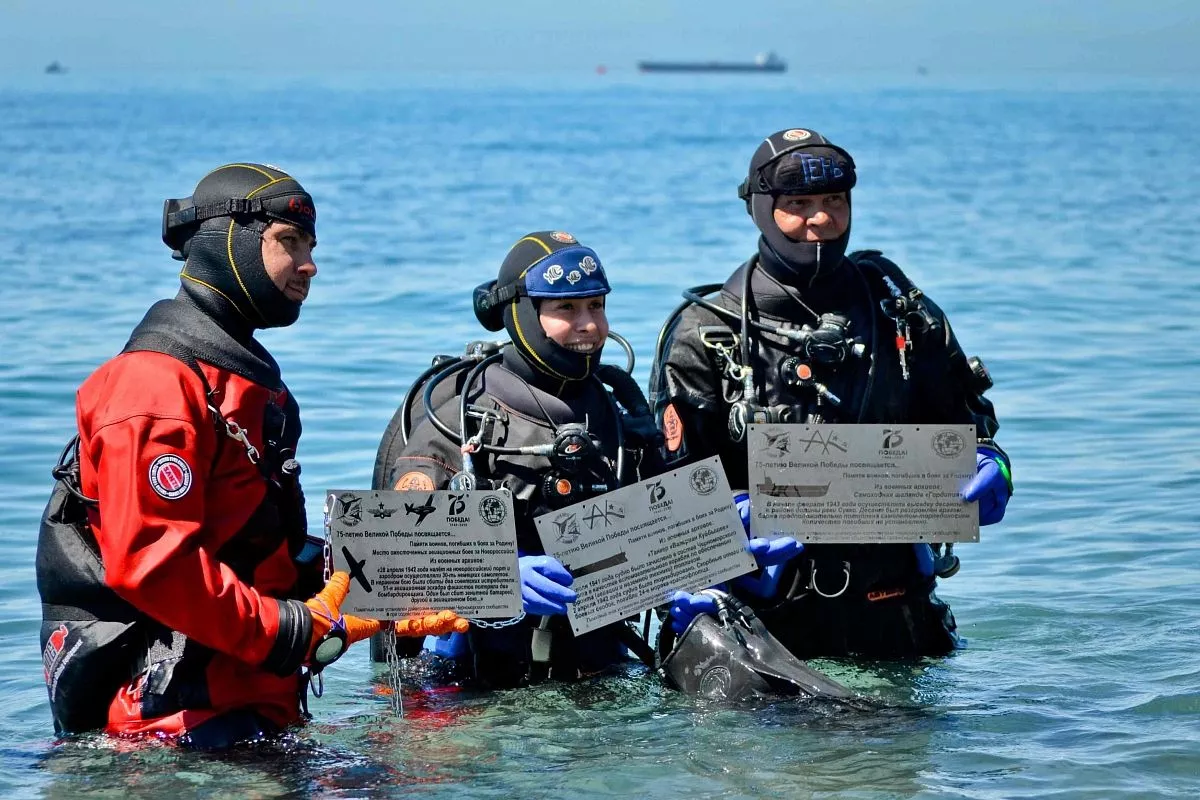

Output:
xmin=977 ymin=438 xmax=1013 ymax=495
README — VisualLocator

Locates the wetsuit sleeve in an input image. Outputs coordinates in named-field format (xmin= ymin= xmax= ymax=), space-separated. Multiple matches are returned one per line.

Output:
xmin=650 ymin=308 xmax=730 ymax=468
xmin=83 ymin=360 xmax=310 ymax=675
xmin=913 ymin=299 xmax=1002 ymax=442
xmin=389 ymin=397 xmax=463 ymax=491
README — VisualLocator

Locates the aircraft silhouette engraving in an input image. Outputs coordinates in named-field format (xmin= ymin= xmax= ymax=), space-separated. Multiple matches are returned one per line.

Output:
xmin=405 ymin=494 xmax=437 ymax=526
xmin=335 ymin=493 xmax=362 ymax=526
xmin=342 ymin=546 xmax=373 ymax=593
xmin=551 ymin=512 xmax=580 ymax=543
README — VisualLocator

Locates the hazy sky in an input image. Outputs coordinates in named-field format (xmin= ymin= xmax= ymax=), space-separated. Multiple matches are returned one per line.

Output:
xmin=2 ymin=0 xmax=1197 ymax=76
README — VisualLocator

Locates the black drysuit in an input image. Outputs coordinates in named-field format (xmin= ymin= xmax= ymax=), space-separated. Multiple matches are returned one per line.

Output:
xmin=650 ymin=250 xmax=1000 ymax=657
xmin=386 ymin=347 xmax=662 ymax=686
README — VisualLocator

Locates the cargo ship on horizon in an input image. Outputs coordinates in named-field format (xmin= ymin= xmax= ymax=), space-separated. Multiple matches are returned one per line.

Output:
xmin=638 ymin=51 xmax=786 ymax=74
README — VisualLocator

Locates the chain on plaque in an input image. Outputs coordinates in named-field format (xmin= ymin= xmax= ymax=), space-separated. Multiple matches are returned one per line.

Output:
xmin=383 ymin=627 xmax=403 ymax=717
xmin=321 ymin=493 xmax=335 ymax=582
xmin=467 ymin=611 xmax=527 ymax=630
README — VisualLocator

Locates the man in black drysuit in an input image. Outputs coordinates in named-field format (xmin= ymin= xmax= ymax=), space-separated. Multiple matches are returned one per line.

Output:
xmin=650 ymin=128 xmax=1013 ymax=658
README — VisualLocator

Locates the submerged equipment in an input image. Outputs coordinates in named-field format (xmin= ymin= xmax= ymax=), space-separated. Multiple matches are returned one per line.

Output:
xmin=660 ymin=589 xmax=856 ymax=703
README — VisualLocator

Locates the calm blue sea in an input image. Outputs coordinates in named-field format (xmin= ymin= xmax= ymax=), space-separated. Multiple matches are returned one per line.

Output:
xmin=1 ymin=71 xmax=1198 ymax=799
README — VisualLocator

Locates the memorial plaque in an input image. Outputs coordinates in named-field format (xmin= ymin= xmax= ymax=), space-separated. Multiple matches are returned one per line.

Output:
xmin=534 ymin=456 xmax=756 ymax=636
xmin=327 ymin=489 xmax=521 ymax=618
xmin=747 ymin=424 xmax=979 ymax=544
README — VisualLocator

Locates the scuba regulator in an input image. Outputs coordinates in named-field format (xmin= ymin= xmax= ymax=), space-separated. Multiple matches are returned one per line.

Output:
xmin=665 ymin=261 xmax=869 ymax=442
xmin=538 ymin=423 xmax=616 ymax=509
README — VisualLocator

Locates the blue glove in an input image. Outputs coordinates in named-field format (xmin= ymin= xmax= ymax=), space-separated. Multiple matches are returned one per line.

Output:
xmin=732 ymin=562 xmax=790 ymax=599
xmin=424 ymin=631 xmax=468 ymax=658
xmin=735 ymin=491 xmax=804 ymax=568
xmin=734 ymin=491 xmax=752 ymax=534
xmin=747 ymin=536 xmax=802 ymax=567
xmin=962 ymin=447 xmax=1012 ymax=526
xmin=666 ymin=590 xmax=718 ymax=635
xmin=913 ymin=543 xmax=935 ymax=578
xmin=519 ymin=554 xmax=577 ymax=616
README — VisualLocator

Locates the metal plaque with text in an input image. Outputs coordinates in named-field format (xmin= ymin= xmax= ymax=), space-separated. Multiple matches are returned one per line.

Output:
xmin=327 ymin=489 xmax=521 ymax=619
xmin=534 ymin=456 xmax=756 ymax=636
xmin=747 ymin=424 xmax=979 ymax=544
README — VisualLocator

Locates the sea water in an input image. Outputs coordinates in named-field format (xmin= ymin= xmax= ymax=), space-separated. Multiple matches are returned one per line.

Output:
xmin=1 ymin=71 xmax=1197 ymax=798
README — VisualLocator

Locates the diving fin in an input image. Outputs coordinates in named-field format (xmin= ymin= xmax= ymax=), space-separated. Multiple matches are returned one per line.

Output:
xmin=660 ymin=590 xmax=854 ymax=703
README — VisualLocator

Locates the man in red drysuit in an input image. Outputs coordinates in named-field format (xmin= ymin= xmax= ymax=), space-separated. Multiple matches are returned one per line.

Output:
xmin=36 ymin=163 xmax=467 ymax=747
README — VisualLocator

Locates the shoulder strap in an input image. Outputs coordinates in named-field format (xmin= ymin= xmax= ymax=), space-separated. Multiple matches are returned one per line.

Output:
xmin=119 ymin=332 xmax=231 ymax=467
xmin=849 ymin=249 xmax=915 ymax=294
xmin=850 ymin=249 xmax=940 ymax=333
xmin=615 ymin=618 xmax=659 ymax=669
xmin=52 ymin=335 xmax=226 ymax=501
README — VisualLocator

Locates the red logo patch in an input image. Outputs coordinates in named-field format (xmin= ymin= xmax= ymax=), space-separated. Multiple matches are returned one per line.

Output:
xmin=149 ymin=454 xmax=193 ymax=500
xmin=662 ymin=403 xmax=684 ymax=453
xmin=287 ymin=196 xmax=316 ymax=221
xmin=43 ymin=624 xmax=68 ymax=683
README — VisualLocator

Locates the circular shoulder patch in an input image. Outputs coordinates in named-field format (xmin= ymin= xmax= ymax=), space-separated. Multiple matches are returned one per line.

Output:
xmin=662 ymin=403 xmax=684 ymax=453
xmin=782 ymin=128 xmax=812 ymax=142
xmin=395 ymin=470 xmax=435 ymax=491
xmin=550 ymin=231 xmax=576 ymax=243
xmin=148 ymin=454 xmax=193 ymax=500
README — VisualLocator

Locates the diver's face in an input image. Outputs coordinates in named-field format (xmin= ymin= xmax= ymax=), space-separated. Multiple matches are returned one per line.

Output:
xmin=772 ymin=192 xmax=850 ymax=242
xmin=262 ymin=222 xmax=317 ymax=303
xmin=538 ymin=294 xmax=608 ymax=355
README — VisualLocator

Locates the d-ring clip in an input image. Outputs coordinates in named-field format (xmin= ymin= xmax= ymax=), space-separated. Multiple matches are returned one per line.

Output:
xmin=812 ymin=561 xmax=851 ymax=598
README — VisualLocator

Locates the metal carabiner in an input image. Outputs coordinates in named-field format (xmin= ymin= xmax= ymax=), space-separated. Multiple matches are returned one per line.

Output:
xmin=222 ymin=417 xmax=261 ymax=463
xmin=321 ymin=493 xmax=337 ymax=582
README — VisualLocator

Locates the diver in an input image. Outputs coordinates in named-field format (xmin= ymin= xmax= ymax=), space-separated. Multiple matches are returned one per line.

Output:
xmin=650 ymin=129 xmax=1013 ymax=659
xmin=36 ymin=164 xmax=465 ymax=747
xmin=374 ymin=231 xmax=667 ymax=688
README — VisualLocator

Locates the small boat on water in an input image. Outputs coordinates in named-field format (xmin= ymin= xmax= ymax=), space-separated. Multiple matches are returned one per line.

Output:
xmin=638 ymin=51 xmax=786 ymax=74
xmin=44 ymin=61 xmax=67 ymax=75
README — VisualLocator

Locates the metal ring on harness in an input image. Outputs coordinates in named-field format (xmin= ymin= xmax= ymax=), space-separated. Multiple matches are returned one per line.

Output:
xmin=811 ymin=562 xmax=851 ymax=598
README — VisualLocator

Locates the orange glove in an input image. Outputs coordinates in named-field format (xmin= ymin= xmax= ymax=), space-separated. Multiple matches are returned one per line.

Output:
xmin=305 ymin=572 xmax=383 ymax=668
xmin=394 ymin=610 xmax=470 ymax=637
xmin=305 ymin=573 xmax=470 ymax=668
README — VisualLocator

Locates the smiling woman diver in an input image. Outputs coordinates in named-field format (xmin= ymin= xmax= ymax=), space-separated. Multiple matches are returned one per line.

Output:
xmin=372 ymin=231 xmax=665 ymax=688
